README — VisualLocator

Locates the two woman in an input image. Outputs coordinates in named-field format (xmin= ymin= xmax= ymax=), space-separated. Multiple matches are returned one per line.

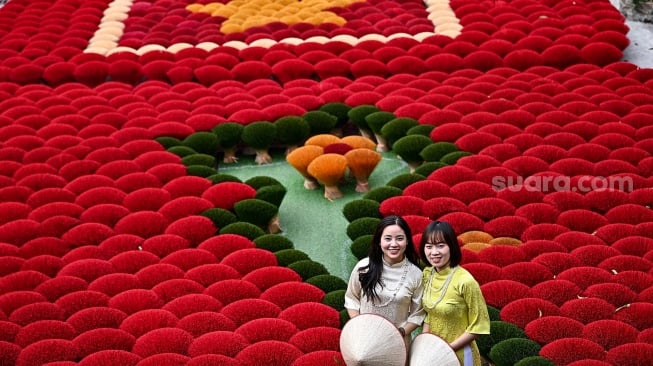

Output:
xmin=344 ymin=216 xmax=490 ymax=366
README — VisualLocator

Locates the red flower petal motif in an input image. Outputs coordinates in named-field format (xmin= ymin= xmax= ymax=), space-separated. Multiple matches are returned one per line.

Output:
xmin=55 ymin=290 xmax=110 ymax=319
xmin=606 ymin=204 xmax=653 ymax=225
xmin=379 ymin=196 xmax=424 ymax=217
xmin=540 ymin=338 xmax=606 ymax=365
xmin=437 ymin=212 xmax=484 ymax=234
xmin=404 ymin=180 xmax=451 ymax=201
xmin=201 ymin=182 xmax=256 ymax=211
xmin=163 ymin=294 xmax=223 ymax=319
xmin=582 ymin=319 xmax=640 ymax=350
xmin=557 ymin=209 xmax=608 ymax=233
xmin=9 ymin=302 xmax=65 ymax=326
xmin=119 ymin=309 xmax=178 ymax=339
xmin=73 ymin=328 xmax=135 ymax=359
xmin=501 ymin=262 xmax=554 ymax=287
xmin=529 ymin=279 xmax=583 ymax=306
xmin=14 ymin=339 xmax=78 ymax=366
xmin=113 ymin=212 xmax=169 ymax=239
xmin=554 ymin=231 xmax=606 ymax=252
xmin=598 ymin=255 xmax=652 ymax=274
xmin=177 ymin=311 xmax=236 ymax=338
xmin=58 ymin=259 xmax=115 ymax=283
xmin=570 ymin=245 xmax=622 ymax=267
xmin=514 ymin=203 xmax=559 ymax=225
xmin=33 ymin=276 xmax=88 ymax=306
xmin=132 ymin=327 xmax=193 ymax=358
xmin=221 ymin=299 xmax=282 ymax=327
xmin=259 ymin=282 xmax=324 ymax=309
xmin=109 ymin=289 xmax=166 ymax=317
xmin=88 ymin=273 xmax=140 ymax=298
xmin=235 ymin=318 xmax=299 ymax=343
xmin=637 ymin=327 xmax=653 ymax=344
xmin=77 ymin=350 xmax=142 ymax=366
xmin=480 ymin=280 xmax=530 ymax=309
xmin=605 ymin=343 xmax=653 ymax=366
xmin=613 ymin=302 xmax=653 ymax=331
xmin=291 ymin=329 xmax=342 ymax=355
xmin=220 ymin=248 xmax=278 ymax=276
xmin=561 ymin=297 xmax=617 ymax=325
xmin=278 ymin=302 xmax=340 ymax=330
xmin=204 ymin=279 xmax=261 ymax=307
xmin=484 ymin=215 xmax=532 ymax=239
xmin=235 ymin=340 xmax=303 ymax=366
xmin=164 ymin=216 xmax=216 ymax=246
xmin=192 ymin=332 xmax=246 ymax=358
xmin=468 ymin=197 xmax=524 ymax=220
xmin=461 ymin=262 xmax=502 ymax=286
xmin=611 ymin=236 xmax=653 ymax=257
xmin=525 ymin=316 xmax=584 ymax=346
xmin=478 ymin=245 xmax=528 ymax=268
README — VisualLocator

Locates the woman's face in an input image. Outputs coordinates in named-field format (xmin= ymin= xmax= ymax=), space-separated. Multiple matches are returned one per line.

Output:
xmin=424 ymin=236 xmax=451 ymax=271
xmin=380 ymin=224 xmax=408 ymax=265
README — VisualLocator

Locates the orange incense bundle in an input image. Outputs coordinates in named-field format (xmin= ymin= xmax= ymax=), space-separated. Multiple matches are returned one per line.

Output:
xmin=307 ymin=153 xmax=348 ymax=200
xmin=286 ymin=145 xmax=324 ymax=190
xmin=344 ymin=148 xmax=382 ymax=193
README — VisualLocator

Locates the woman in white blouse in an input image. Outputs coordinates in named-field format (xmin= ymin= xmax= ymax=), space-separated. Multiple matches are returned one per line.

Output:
xmin=344 ymin=215 xmax=425 ymax=345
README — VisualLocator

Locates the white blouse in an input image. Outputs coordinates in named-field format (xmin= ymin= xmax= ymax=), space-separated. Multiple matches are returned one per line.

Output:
xmin=344 ymin=257 xmax=425 ymax=343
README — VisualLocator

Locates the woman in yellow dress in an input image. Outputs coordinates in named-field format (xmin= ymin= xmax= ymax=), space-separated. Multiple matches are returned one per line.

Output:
xmin=419 ymin=221 xmax=490 ymax=366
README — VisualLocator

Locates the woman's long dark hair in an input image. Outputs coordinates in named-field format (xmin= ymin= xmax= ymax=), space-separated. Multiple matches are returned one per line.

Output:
xmin=419 ymin=220 xmax=462 ymax=268
xmin=358 ymin=215 xmax=419 ymax=302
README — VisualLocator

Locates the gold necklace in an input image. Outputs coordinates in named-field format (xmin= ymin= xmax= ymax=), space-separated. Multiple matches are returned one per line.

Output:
xmin=423 ymin=266 xmax=457 ymax=311
xmin=373 ymin=260 xmax=410 ymax=308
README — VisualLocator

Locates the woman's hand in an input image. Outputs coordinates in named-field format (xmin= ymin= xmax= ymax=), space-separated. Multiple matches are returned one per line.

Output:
xmin=398 ymin=322 xmax=419 ymax=337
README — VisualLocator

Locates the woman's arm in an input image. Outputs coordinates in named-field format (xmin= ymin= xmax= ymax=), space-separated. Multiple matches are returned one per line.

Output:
xmin=404 ymin=266 xmax=426 ymax=334
xmin=400 ymin=321 xmax=421 ymax=335
xmin=347 ymin=309 xmax=360 ymax=318
xmin=344 ymin=261 xmax=365 ymax=316
xmin=449 ymin=332 xmax=477 ymax=351
xmin=421 ymin=322 xmax=430 ymax=333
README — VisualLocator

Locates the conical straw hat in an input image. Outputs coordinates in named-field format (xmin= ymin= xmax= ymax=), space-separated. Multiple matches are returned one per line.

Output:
xmin=409 ymin=333 xmax=460 ymax=366
xmin=339 ymin=313 xmax=407 ymax=366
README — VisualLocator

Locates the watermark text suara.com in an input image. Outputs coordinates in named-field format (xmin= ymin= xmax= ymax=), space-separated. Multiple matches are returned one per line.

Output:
xmin=491 ymin=175 xmax=634 ymax=193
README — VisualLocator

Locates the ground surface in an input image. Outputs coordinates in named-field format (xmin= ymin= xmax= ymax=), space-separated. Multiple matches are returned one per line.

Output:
xmin=611 ymin=0 xmax=653 ymax=67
